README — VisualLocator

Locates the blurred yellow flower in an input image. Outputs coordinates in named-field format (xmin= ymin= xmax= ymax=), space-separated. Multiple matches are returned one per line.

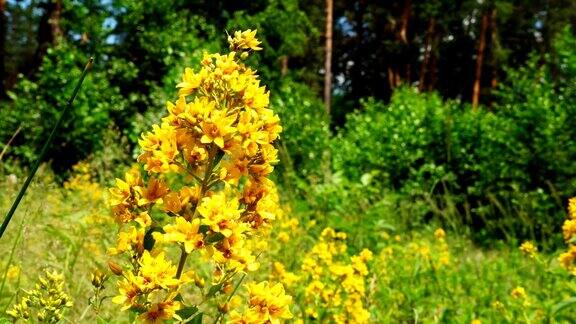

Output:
xmin=511 ymin=286 xmax=527 ymax=299
xmin=434 ymin=228 xmax=446 ymax=240
xmin=519 ymin=241 xmax=538 ymax=258
xmin=6 ymin=265 xmax=20 ymax=280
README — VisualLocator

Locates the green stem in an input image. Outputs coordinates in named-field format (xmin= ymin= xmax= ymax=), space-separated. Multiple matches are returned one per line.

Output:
xmin=0 ymin=57 xmax=93 ymax=239
xmin=175 ymin=249 xmax=189 ymax=279
xmin=174 ymin=146 xmax=218 ymax=279
xmin=214 ymin=272 xmax=247 ymax=324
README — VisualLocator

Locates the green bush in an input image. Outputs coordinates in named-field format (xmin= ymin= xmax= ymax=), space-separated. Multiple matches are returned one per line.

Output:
xmin=271 ymin=79 xmax=331 ymax=184
xmin=0 ymin=44 xmax=127 ymax=174
xmin=330 ymin=69 xmax=576 ymax=246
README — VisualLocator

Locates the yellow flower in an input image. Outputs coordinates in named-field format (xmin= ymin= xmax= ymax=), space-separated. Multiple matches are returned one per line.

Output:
xmin=112 ymin=272 xmax=145 ymax=310
xmin=6 ymin=265 xmax=20 ymax=280
xmin=277 ymin=232 xmax=289 ymax=243
xmin=245 ymin=281 xmax=292 ymax=323
xmin=176 ymin=67 xmax=205 ymax=96
xmin=434 ymin=228 xmax=446 ymax=240
xmin=563 ymin=219 xmax=576 ymax=242
xmin=559 ymin=245 xmax=576 ymax=272
xmin=228 ymin=29 xmax=262 ymax=51
xmin=569 ymin=197 xmax=576 ymax=219
xmin=158 ymin=217 xmax=204 ymax=253
xmin=519 ymin=241 xmax=538 ymax=258
xmin=198 ymin=192 xmax=242 ymax=237
xmin=139 ymin=299 xmax=182 ymax=323
xmin=107 ymin=30 xmax=285 ymax=321
xmin=272 ymin=262 xmax=300 ymax=287
xmin=138 ymin=123 xmax=180 ymax=173
xmin=139 ymin=251 xmax=180 ymax=289
xmin=135 ymin=177 xmax=169 ymax=206
xmin=90 ymin=269 xmax=107 ymax=288
xmin=511 ymin=286 xmax=527 ymax=299
xmin=108 ymin=226 xmax=145 ymax=255
xmin=243 ymin=82 xmax=269 ymax=110
xmin=229 ymin=309 xmax=262 ymax=324
xmin=6 ymin=270 xmax=72 ymax=322
xmin=360 ymin=249 xmax=373 ymax=261
xmin=200 ymin=109 xmax=237 ymax=149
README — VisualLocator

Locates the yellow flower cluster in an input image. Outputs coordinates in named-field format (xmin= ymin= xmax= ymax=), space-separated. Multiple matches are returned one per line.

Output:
xmin=64 ymin=161 xmax=103 ymax=201
xmin=107 ymin=30 xmax=290 ymax=322
xmin=510 ymin=286 xmax=530 ymax=308
xmin=387 ymin=228 xmax=450 ymax=270
xmin=559 ymin=197 xmax=576 ymax=274
xmin=229 ymin=281 xmax=293 ymax=324
xmin=6 ymin=269 xmax=73 ymax=322
xmin=289 ymin=228 xmax=373 ymax=323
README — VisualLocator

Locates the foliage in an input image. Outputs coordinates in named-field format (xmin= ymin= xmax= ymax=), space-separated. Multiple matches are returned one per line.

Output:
xmin=226 ymin=0 xmax=320 ymax=87
xmin=3 ymin=3 xmax=576 ymax=324
xmin=330 ymin=75 xmax=576 ymax=246
xmin=271 ymin=79 xmax=331 ymax=183
xmin=0 ymin=43 xmax=127 ymax=173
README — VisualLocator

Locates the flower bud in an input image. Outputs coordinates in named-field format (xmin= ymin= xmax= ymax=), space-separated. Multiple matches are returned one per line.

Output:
xmin=91 ymin=269 xmax=107 ymax=288
xmin=194 ymin=274 xmax=205 ymax=288
xmin=218 ymin=302 xmax=229 ymax=314
xmin=108 ymin=261 xmax=123 ymax=276
xmin=222 ymin=281 xmax=233 ymax=294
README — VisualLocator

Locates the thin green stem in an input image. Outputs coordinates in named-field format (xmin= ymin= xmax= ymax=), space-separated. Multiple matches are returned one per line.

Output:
xmin=214 ymin=272 xmax=247 ymax=324
xmin=175 ymin=249 xmax=189 ymax=279
xmin=0 ymin=57 xmax=93 ymax=239
xmin=174 ymin=145 xmax=219 ymax=279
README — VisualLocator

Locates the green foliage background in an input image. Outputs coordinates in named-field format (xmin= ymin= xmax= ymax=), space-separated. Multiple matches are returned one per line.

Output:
xmin=1 ymin=0 xmax=576 ymax=251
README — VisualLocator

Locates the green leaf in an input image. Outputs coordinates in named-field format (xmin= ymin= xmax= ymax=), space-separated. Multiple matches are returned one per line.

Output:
xmin=6 ymin=91 xmax=17 ymax=100
xmin=205 ymin=232 xmax=225 ymax=244
xmin=206 ymin=283 xmax=223 ymax=298
xmin=199 ymin=225 xmax=210 ymax=235
xmin=551 ymin=297 xmax=576 ymax=316
xmin=187 ymin=312 xmax=203 ymax=324
xmin=213 ymin=150 xmax=225 ymax=166
xmin=144 ymin=227 xmax=163 ymax=251
xmin=176 ymin=305 xmax=198 ymax=320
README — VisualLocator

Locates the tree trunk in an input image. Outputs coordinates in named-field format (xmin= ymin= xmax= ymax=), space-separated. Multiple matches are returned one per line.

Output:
xmin=32 ymin=0 xmax=63 ymax=75
xmin=0 ymin=0 xmax=6 ymax=97
xmin=280 ymin=56 xmax=288 ymax=76
xmin=324 ymin=0 xmax=333 ymax=116
xmin=399 ymin=0 xmax=411 ymax=45
xmin=489 ymin=9 xmax=499 ymax=109
xmin=419 ymin=17 xmax=436 ymax=92
xmin=472 ymin=11 xmax=490 ymax=109
xmin=389 ymin=0 xmax=411 ymax=91
xmin=428 ymin=41 xmax=438 ymax=91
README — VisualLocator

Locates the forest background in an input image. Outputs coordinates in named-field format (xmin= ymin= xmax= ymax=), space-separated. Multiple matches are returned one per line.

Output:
xmin=2 ymin=0 xmax=576 ymax=322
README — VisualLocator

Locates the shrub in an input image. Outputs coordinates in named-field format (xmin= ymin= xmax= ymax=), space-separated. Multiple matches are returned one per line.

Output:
xmin=0 ymin=44 xmax=127 ymax=174
xmin=331 ymin=70 xmax=576 ymax=246
xmin=271 ymin=79 xmax=331 ymax=184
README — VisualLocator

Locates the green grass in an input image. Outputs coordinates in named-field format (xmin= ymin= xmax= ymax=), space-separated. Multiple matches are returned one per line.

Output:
xmin=0 ymin=166 xmax=575 ymax=323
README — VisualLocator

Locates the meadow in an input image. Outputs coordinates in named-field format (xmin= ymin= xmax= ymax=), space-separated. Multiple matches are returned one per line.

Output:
xmin=2 ymin=160 xmax=576 ymax=322
xmin=2 ymin=1 xmax=576 ymax=323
